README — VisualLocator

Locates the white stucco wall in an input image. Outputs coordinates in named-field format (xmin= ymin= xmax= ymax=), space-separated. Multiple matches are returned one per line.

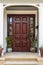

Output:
xmin=39 ymin=4 xmax=43 ymax=47
xmin=0 ymin=3 xmax=4 ymax=55
xmin=0 ymin=0 xmax=43 ymax=3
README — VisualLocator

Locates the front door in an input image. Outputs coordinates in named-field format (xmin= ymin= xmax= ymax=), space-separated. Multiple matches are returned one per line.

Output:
xmin=12 ymin=15 xmax=30 ymax=51
xmin=7 ymin=14 xmax=35 ymax=52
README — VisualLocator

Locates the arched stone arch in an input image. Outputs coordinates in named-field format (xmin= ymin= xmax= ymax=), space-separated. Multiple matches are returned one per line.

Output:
xmin=3 ymin=3 xmax=39 ymax=54
xmin=3 ymin=3 xmax=39 ymax=9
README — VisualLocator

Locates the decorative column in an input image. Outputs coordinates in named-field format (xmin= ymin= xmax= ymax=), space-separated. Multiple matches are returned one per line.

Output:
xmin=39 ymin=3 xmax=43 ymax=55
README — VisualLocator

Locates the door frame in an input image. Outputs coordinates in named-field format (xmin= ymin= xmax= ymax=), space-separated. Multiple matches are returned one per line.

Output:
xmin=7 ymin=14 xmax=35 ymax=52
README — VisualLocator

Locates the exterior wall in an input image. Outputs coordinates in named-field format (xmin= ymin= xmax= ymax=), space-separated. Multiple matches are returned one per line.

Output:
xmin=0 ymin=3 xmax=4 ymax=55
xmin=0 ymin=0 xmax=43 ymax=3
xmin=39 ymin=4 xmax=43 ymax=47
xmin=39 ymin=4 xmax=43 ymax=55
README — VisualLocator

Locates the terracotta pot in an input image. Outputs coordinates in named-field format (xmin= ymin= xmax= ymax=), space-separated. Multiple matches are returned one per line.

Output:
xmin=40 ymin=48 xmax=43 ymax=57
xmin=0 ymin=48 xmax=3 ymax=57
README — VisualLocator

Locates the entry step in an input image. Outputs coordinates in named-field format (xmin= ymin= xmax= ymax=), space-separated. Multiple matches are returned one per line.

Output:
xmin=4 ymin=61 xmax=38 ymax=65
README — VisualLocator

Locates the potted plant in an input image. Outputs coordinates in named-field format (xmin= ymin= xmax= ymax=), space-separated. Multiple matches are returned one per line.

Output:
xmin=30 ymin=39 xmax=35 ymax=52
xmin=40 ymin=46 xmax=43 ymax=57
xmin=30 ymin=38 xmax=37 ymax=52
xmin=6 ymin=36 xmax=12 ymax=52
xmin=0 ymin=45 xmax=3 ymax=56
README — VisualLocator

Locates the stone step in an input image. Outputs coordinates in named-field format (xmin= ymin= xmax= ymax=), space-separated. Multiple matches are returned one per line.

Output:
xmin=4 ymin=61 xmax=38 ymax=65
xmin=5 ymin=57 xmax=38 ymax=61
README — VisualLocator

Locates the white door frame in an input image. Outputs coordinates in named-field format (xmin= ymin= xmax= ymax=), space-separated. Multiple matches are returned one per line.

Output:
xmin=3 ymin=3 xmax=39 ymax=55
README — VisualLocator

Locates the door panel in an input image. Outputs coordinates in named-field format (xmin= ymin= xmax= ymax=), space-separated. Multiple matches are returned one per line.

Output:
xmin=12 ymin=15 xmax=31 ymax=51
xmin=22 ymin=23 xmax=27 ymax=34
xmin=15 ymin=23 xmax=20 ymax=34
xmin=21 ymin=16 xmax=30 ymax=51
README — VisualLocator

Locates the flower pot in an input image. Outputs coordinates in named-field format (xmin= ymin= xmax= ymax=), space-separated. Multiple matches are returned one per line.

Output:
xmin=0 ymin=48 xmax=3 ymax=57
xmin=7 ymin=48 xmax=12 ymax=52
xmin=30 ymin=47 xmax=36 ymax=52
xmin=40 ymin=48 xmax=43 ymax=57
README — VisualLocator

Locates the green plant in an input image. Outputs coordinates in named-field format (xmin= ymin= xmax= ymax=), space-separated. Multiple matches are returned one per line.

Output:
xmin=6 ymin=36 xmax=12 ymax=48
xmin=31 ymin=39 xmax=35 ymax=48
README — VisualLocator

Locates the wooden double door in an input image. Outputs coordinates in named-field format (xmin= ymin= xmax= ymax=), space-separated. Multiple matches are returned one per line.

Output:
xmin=8 ymin=15 xmax=35 ymax=52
